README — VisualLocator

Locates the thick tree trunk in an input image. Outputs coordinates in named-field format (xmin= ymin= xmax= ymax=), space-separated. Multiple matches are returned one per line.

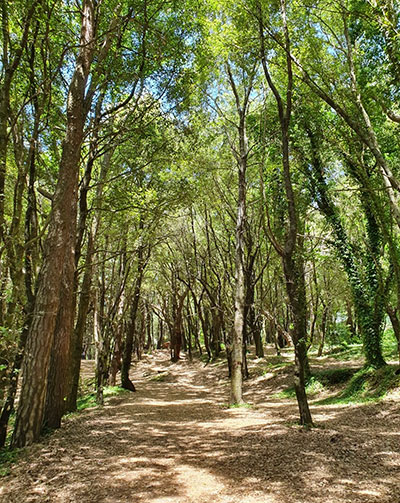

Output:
xmin=43 ymin=238 xmax=75 ymax=429
xmin=67 ymin=144 xmax=112 ymax=410
xmin=307 ymin=128 xmax=386 ymax=369
xmin=0 ymin=65 xmax=40 ymax=446
xmin=11 ymin=0 xmax=95 ymax=448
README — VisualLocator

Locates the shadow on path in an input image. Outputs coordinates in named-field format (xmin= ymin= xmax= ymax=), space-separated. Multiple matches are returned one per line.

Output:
xmin=1 ymin=352 xmax=399 ymax=503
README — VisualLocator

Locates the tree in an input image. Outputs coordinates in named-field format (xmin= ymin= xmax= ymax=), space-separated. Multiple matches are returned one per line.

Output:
xmin=256 ymin=0 xmax=313 ymax=426
xmin=11 ymin=0 xmax=97 ymax=447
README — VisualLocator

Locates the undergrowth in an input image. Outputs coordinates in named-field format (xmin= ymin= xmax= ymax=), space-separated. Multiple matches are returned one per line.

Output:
xmin=317 ymin=365 xmax=400 ymax=405
xmin=275 ymin=368 xmax=357 ymax=399
xmin=224 ymin=402 xmax=253 ymax=409
xmin=275 ymin=365 xmax=400 ymax=404
xmin=382 ymin=329 xmax=400 ymax=361
xmin=149 ymin=372 xmax=169 ymax=382
xmin=318 ymin=328 xmax=399 ymax=363
xmin=323 ymin=343 xmax=363 ymax=361
xmin=75 ymin=385 xmax=130 ymax=412
xmin=0 ymin=447 xmax=20 ymax=477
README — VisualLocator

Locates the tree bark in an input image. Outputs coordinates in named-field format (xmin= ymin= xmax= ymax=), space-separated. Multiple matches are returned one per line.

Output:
xmin=258 ymin=0 xmax=313 ymax=426
xmin=65 ymin=227 xmax=95 ymax=412
xmin=387 ymin=307 xmax=400 ymax=365
xmin=318 ymin=304 xmax=329 ymax=357
xmin=227 ymin=66 xmax=249 ymax=404
xmin=43 ymin=232 xmax=75 ymax=430
xmin=11 ymin=0 xmax=96 ymax=448
xmin=121 ymin=244 xmax=148 ymax=391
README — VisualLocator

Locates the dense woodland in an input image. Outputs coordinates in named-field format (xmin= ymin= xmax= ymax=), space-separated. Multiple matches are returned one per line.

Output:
xmin=1 ymin=0 xmax=400 ymax=453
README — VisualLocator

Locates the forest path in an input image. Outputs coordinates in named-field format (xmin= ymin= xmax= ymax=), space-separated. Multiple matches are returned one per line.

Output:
xmin=1 ymin=351 xmax=400 ymax=503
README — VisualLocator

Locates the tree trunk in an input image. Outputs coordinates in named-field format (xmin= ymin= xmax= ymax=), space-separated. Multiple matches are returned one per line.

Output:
xmin=387 ymin=307 xmax=400 ymax=364
xmin=171 ymin=289 xmax=188 ymax=362
xmin=43 ymin=238 xmax=75 ymax=430
xmin=282 ymin=252 xmax=313 ymax=427
xmin=0 ymin=0 xmax=38 ymax=243
xmin=318 ymin=304 xmax=328 ymax=357
xmin=94 ymin=287 xmax=104 ymax=405
xmin=109 ymin=328 xmax=123 ymax=387
xmin=121 ymin=267 xmax=144 ymax=390
xmin=259 ymin=0 xmax=313 ymax=425
xmin=11 ymin=0 xmax=95 ymax=448
xmin=0 ymin=55 xmax=41 ymax=446
xmin=65 ymin=227 xmax=95 ymax=412
xmin=198 ymin=303 xmax=211 ymax=360
xmin=157 ymin=319 xmax=164 ymax=349
xmin=307 ymin=128 xmax=386 ymax=369
xmin=226 ymin=63 xmax=252 ymax=405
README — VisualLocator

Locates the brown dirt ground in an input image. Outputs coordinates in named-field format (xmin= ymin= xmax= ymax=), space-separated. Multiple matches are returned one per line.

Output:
xmin=1 ymin=350 xmax=400 ymax=503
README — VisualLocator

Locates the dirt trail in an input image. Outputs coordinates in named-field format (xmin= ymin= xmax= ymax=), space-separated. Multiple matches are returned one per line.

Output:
xmin=1 ymin=351 xmax=400 ymax=503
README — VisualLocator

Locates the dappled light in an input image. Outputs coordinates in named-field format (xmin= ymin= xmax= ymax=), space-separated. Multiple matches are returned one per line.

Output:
xmin=2 ymin=351 xmax=400 ymax=502
xmin=2 ymin=0 xmax=400 ymax=501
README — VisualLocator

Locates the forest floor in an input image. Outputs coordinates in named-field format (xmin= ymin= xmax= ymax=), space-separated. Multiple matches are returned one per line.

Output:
xmin=1 ymin=349 xmax=400 ymax=503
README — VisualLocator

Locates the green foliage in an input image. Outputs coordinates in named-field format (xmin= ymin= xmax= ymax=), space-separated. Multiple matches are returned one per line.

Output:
xmin=277 ymin=363 xmax=400 ymax=404
xmin=317 ymin=366 xmax=400 ymax=405
xmin=76 ymin=386 xmax=129 ymax=412
xmin=225 ymin=402 xmax=253 ymax=409
xmin=276 ymin=367 xmax=358 ymax=399
xmin=328 ymin=323 xmax=358 ymax=346
xmin=4 ymin=0 xmax=400 ymax=450
xmin=325 ymin=343 xmax=364 ymax=361
xmin=382 ymin=329 xmax=400 ymax=360
xmin=263 ymin=356 xmax=292 ymax=373
xmin=314 ymin=368 xmax=358 ymax=386
xmin=0 ymin=447 xmax=20 ymax=477
xmin=148 ymin=372 xmax=169 ymax=382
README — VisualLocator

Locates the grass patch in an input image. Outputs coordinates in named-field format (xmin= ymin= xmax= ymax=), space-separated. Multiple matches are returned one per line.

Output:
xmin=317 ymin=365 xmax=400 ymax=405
xmin=221 ymin=402 xmax=253 ymax=409
xmin=249 ymin=356 xmax=292 ymax=378
xmin=0 ymin=447 xmax=20 ymax=477
xmin=149 ymin=372 xmax=169 ymax=382
xmin=382 ymin=329 xmax=400 ymax=360
xmin=267 ymin=358 xmax=291 ymax=370
xmin=312 ymin=368 xmax=357 ymax=385
xmin=261 ymin=356 xmax=292 ymax=374
xmin=274 ymin=367 xmax=358 ymax=399
xmin=76 ymin=385 xmax=129 ymax=412
xmin=323 ymin=343 xmax=363 ymax=361
xmin=276 ymin=365 xmax=400 ymax=404
xmin=227 ymin=402 xmax=253 ymax=409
